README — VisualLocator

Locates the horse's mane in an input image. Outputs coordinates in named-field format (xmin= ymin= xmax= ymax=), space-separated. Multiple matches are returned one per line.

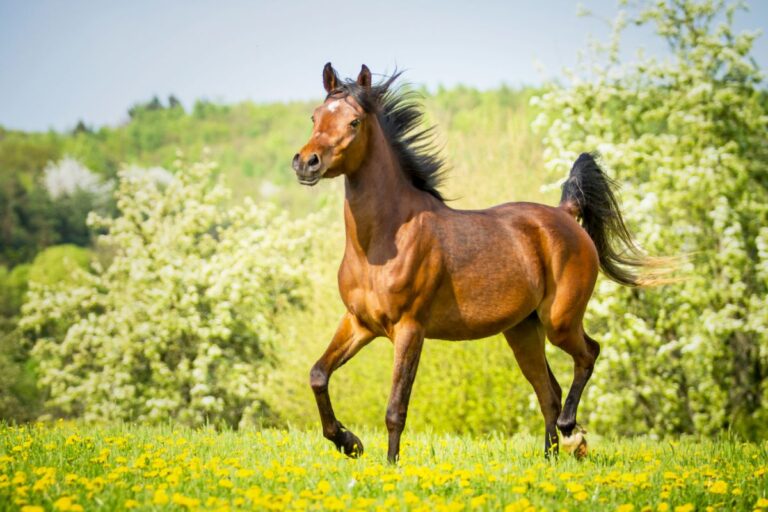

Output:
xmin=328 ymin=72 xmax=446 ymax=201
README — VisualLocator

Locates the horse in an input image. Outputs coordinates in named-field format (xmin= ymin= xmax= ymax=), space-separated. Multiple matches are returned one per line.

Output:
xmin=292 ymin=63 xmax=653 ymax=463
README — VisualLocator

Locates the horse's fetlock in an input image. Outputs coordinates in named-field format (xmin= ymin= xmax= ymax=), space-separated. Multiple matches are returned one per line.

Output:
xmin=557 ymin=416 xmax=576 ymax=436
xmin=322 ymin=424 xmax=340 ymax=441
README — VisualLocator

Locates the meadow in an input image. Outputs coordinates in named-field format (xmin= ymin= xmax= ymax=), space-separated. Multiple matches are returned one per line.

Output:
xmin=1 ymin=421 xmax=767 ymax=512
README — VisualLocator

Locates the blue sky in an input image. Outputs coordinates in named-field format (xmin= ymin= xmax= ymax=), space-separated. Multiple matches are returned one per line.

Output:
xmin=1 ymin=0 xmax=766 ymax=132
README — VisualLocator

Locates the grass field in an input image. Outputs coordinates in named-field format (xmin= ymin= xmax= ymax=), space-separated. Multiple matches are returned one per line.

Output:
xmin=1 ymin=422 xmax=766 ymax=511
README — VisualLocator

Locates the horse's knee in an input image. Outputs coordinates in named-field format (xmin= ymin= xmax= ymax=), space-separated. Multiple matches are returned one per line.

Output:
xmin=309 ymin=364 xmax=328 ymax=394
xmin=385 ymin=407 xmax=406 ymax=433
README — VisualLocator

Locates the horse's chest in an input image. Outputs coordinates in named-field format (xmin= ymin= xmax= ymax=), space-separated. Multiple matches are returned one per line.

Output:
xmin=339 ymin=253 xmax=432 ymax=334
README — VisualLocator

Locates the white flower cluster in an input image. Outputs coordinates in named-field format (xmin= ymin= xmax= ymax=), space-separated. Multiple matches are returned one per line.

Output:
xmin=21 ymin=158 xmax=319 ymax=428
xmin=42 ymin=157 xmax=113 ymax=200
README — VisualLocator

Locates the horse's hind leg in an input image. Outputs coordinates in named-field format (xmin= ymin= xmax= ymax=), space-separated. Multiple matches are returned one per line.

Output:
xmin=504 ymin=315 xmax=562 ymax=456
xmin=547 ymin=324 xmax=600 ymax=436
xmin=546 ymin=359 xmax=563 ymax=408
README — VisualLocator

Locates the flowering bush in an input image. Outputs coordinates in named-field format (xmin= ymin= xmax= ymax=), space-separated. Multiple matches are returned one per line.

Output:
xmin=20 ymin=158 xmax=316 ymax=427
xmin=533 ymin=0 xmax=768 ymax=437
xmin=42 ymin=157 xmax=112 ymax=200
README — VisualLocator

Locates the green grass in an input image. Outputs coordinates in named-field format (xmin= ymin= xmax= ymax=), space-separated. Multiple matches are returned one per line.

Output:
xmin=1 ymin=422 xmax=766 ymax=511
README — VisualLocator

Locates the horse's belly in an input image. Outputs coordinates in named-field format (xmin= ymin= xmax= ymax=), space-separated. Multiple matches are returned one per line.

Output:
xmin=424 ymin=270 xmax=541 ymax=341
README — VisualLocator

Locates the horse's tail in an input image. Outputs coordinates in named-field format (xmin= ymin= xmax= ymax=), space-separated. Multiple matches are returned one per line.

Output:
xmin=559 ymin=152 xmax=670 ymax=287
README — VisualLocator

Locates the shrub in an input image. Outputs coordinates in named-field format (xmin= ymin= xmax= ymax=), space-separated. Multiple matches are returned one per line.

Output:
xmin=534 ymin=0 xmax=768 ymax=438
xmin=20 ymin=158 xmax=316 ymax=427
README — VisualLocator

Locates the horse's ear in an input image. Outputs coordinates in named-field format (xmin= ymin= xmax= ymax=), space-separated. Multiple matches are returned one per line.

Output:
xmin=323 ymin=62 xmax=339 ymax=93
xmin=357 ymin=64 xmax=371 ymax=89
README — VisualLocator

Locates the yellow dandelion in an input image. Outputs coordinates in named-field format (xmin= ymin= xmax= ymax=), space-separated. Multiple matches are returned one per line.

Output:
xmin=316 ymin=480 xmax=331 ymax=493
xmin=218 ymin=478 xmax=234 ymax=489
xmin=756 ymin=498 xmax=768 ymax=508
xmin=21 ymin=506 xmax=45 ymax=512
xmin=617 ymin=505 xmax=634 ymax=512
xmin=323 ymin=496 xmax=346 ymax=510
xmin=658 ymin=504 xmax=669 ymax=512
xmin=124 ymin=500 xmax=139 ymax=509
xmin=540 ymin=482 xmax=557 ymax=493
xmin=153 ymin=489 xmax=170 ymax=505
xmin=504 ymin=498 xmax=531 ymax=512
xmin=574 ymin=491 xmax=589 ymax=501
xmin=53 ymin=496 xmax=83 ymax=512
xmin=404 ymin=492 xmax=420 ymax=504
xmin=708 ymin=480 xmax=727 ymax=494
xmin=172 ymin=493 xmax=201 ymax=508
xmin=674 ymin=504 xmax=694 ymax=512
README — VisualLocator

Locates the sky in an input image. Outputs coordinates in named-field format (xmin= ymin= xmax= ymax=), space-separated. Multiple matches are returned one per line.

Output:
xmin=1 ymin=0 xmax=766 ymax=132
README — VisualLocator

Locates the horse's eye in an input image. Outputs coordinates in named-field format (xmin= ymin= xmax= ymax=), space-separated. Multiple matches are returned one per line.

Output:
xmin=350 ymin=119 xmax=361 ymax=128
xmin=310 ymin=116 xmax=315 ymax=123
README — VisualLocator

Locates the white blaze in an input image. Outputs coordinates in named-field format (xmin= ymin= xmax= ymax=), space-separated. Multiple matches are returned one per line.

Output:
xmin=327 ymin=100 xmax=342 ymax=113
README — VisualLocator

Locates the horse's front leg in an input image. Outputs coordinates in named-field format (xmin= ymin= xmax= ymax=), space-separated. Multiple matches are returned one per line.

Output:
xmin=310 ymin=313 xmax=375 ymax=458
xmin=385 ymin=321 xmax=425 ymax=463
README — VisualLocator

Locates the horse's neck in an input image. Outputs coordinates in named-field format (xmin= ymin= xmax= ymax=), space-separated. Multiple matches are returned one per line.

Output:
xmin=343 ymin=128 xmax=429 ymax=254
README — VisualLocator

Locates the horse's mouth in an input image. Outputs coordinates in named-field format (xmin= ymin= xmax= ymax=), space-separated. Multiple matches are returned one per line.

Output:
xmin=298 ymin=175 xmax=321 ymax=186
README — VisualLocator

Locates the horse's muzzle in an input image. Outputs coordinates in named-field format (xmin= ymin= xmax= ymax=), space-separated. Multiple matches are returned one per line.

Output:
xmin=293 ymin=152 xmax=323 ymax=186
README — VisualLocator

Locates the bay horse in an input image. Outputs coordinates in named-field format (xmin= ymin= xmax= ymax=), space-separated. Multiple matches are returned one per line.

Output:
xmin=292 ymin=63 xmax=651 ymax=463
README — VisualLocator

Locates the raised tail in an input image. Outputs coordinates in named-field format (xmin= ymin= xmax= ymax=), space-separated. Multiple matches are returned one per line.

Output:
xmin=559 ymin=152 xmax=651 ymax=287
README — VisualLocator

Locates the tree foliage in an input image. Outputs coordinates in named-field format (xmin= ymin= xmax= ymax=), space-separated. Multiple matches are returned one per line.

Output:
xmin=19 ymin=159 xmax=316 ymax=427
xmin=534 ymin=0 xmax=768 ymax=438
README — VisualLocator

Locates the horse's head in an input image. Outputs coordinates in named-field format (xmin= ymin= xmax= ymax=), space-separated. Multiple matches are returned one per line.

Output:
xmin=292 ymin=63 xmax=373 ymax=186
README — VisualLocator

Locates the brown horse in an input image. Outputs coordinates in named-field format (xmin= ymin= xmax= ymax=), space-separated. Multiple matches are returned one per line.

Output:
xmin=293 ymin=63 xmax=652 ymax=463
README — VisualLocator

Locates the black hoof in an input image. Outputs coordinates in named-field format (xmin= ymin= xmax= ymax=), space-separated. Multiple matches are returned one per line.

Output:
xmin=334 ymin=429 xmax=364 ymax=458
xmin=557 ymin=416 xmax=576 ymax=436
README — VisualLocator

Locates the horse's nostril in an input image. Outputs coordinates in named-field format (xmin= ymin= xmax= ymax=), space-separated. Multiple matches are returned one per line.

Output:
xmin=307 ymin=154 xmax=321 ymax=170
xmin=292 ymin=153 xmax=301 ymax=171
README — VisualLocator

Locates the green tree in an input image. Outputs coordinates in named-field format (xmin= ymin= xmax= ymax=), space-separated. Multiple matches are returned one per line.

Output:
xmin=534 ymin=0 xmax=767 ymax=438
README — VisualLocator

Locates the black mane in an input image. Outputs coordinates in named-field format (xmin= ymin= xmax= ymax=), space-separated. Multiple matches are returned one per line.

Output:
xmin=329 ymin=72 xmax=446 ymax=201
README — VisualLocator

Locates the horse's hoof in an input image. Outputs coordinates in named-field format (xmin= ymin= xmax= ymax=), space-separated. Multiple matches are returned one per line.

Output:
xmin=557 ymin=416 xmax=577 ymax=436
xmin=561 ymin=426 xmax=588 ymax=460
xmin=336 ymin=430 xmax=364 ymax=458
